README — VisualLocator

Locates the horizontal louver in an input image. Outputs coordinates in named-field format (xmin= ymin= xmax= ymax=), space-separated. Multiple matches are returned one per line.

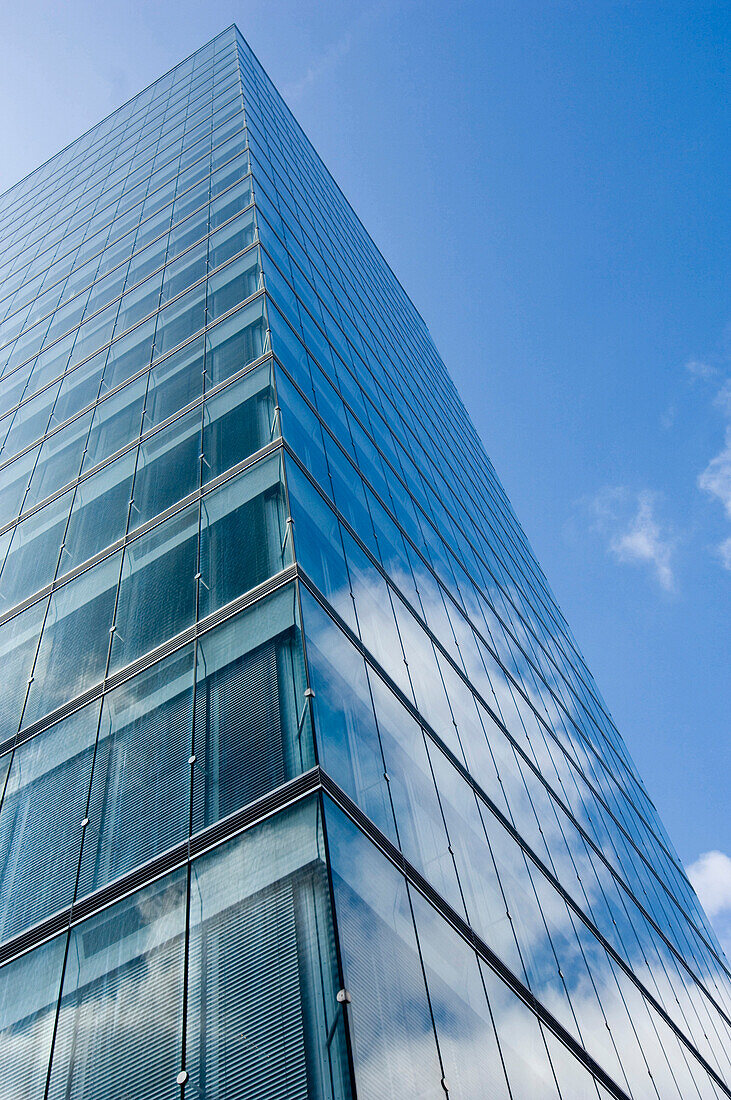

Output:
xmin=195 ymin=638 xmax=284 ymax=829
xmin=47 ymin=935 xmax=183 ymax=1099
xmin=188 ymin=878 xmax=308 ymax=1100
xmin=77 ymin=680 xmax=193 ymax=898
xmin=0 ymin=711 xmax=96 ymax=941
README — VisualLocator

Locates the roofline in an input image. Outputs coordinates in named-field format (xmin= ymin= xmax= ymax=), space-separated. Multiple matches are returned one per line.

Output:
xmin=0 ymin=25 xmax=238 ymax=203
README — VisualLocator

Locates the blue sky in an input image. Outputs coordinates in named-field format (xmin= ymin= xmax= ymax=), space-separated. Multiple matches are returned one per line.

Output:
xmin=1 ymin=0 xmax=729 ymax=945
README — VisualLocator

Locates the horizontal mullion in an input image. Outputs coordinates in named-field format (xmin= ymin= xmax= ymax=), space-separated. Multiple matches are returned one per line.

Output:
xmin=0 ymin=147 xmax=251 ymax=377
xmin=0 ymin=74 xmax=242 ymax=284
xmin=0 ymin=343 xmax=273 ymax=542
xmin=0 ymin=203 xmax=257 ymax=439
xmin=275 ymin=361 xmax=665 ymax=862
xmin=0 ymin=762 xmax=320 ymax=967
xmin=0 ymin=435 xmax=282 ymax=629
xmin=0 ymin=91 xmax=242 ymax=313
xmin=263 ymin=269 xmax=622 ymax=775
xmin=0 ymin=279 xmax=266 ymax=492
xmin=0 ymin=118 xmax=247 ymax=347
xmin=0 ymin=560 xmax=297 ymax=758
xmin=0 ymin=32 xmax=233 ymax=219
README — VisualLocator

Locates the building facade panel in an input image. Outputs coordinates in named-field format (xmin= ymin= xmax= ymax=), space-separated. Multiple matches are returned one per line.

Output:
xmin=0 ymin=25 xmax=727 ymax=1100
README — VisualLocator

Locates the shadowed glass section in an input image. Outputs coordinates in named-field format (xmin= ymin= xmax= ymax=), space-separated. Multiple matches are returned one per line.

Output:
xmin=0 ymin=797 xmax=352 ymax=1100
xmin=192 ymin=583 xmax=311 ymax=830
xmin=185 ymin=798 xmax=351 ymax=1100
xmin=46 ymin=870 xmax=187 ymax=1099
xmin=0 ymin=582 xmax=312 ymax=934
xmin=77 ymin=645 xmax=196 ymax=895
xmin=0 ymin=935 xmax=66 ymax=1099
xmin=0 ymin=703 xmax=101 ymax=940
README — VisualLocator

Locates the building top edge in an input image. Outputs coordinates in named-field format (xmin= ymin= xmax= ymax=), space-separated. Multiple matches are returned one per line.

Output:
xmin=0 ymin=25 xmax=239 ymax=204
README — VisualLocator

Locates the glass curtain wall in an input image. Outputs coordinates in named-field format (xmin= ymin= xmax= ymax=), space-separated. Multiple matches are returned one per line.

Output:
xmin=0 ymin=29 xmax=346 ymax=1100
xmin=232 ymin=26 xmax=731 ymax=1100
xmin=0 ymin=23 xmax=729 ymax=1100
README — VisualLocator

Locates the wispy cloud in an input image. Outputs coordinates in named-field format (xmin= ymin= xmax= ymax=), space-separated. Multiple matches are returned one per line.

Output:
xmin=686 ymin=358 xmax=720 ymax=382
xmin=698 ymin=428 xmax=731 ymax=519
xmin=282 ymin=2 xmax=388 ymax=103
xmin=687 ymin=850 xmax=731 ymax=959
xmin=697 ymin=376 xmax=731 ymax=568
xmin=717 ymin=536 xmax=731 ymax=571
xmin=283 ymin=31 xmax=354 ymax=102
xmin=589 ymin=488 xmax=676 ymax=591
xmin=610 ymin=492 xmax=676 ymax=590
xmin=714 ymin=378 xmax=731 ymax=417
xmin=660 ymin=403 xmax=676 ymax=430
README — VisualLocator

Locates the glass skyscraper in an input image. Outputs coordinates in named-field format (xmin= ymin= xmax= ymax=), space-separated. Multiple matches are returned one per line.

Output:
xmin=0 ymin=24 xmax=728 ymax=1100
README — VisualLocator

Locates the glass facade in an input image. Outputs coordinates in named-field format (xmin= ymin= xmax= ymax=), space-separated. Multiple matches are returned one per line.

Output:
xmin=0 ymin=25 xmax=728 ymax=1100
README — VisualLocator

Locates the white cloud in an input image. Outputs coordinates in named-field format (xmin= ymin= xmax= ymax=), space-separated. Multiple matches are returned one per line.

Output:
xmin=687 ymin=850 xmax=731 ymax=959
xmin=715 ymin=378 xmax=731 ymax=416
xmin=688 ymin=850 xmax=731 ymax=918
xmin=610 ymin=492 xmax=675 ymax=590
xmin=590 ymin=488 xmax=676 ymax=591
xmin=698 ymin=426 xmax=731 ymax=520
xmin=685 ymin=359 xmax=720 ymax=381
xmin=717 ymin=536 xmax=731 ymax=571
xmin=283 ymin=31 xmax=353 ymax=102
xmin=697 ymin=373 xmax=731 ymax=565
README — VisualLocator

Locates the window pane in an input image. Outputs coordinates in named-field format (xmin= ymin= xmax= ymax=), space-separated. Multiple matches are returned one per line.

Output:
xmin=199 ymin=454 xmax=288 ymax=618
xmin=276 ymin=369 xmax=332 ymax=491
xmin=202 ymin=360 xmax=273 ymax=480
xmin=410 ymin=888 xmax=511 ymax=1099
xmin=115 ymin=269 xmax=163 ymax=334
xmin=100 ymin=317 xmax=155 ymax=393
xmin=0 ymin=446 xmax=38 ymax=527
xmin=208 ymin=206 xmax=256 ymax=268
xmin=0 ymin=936 xmax=66 ymax=1099
xmin=0 ymin=703 xmax=99 ymax=939
xmin=0 ymin=597 xmax=49 ymax=737
xmin=154 ymin=284 xmax=206 ymax=356
xmin=209 ymin=177 xmax=251 ymax=228
xmin=47 ymin=870 xmax=186 ymax=1100
xmin=207 ymin=248 xmax=260 ymax=321
xmin=324 ymin=799 xmax=444 ymax=1100
xmin=130 ymin=407 xmax=201 ymax=526
xmin=52 ymin=351 xmax=105 ymax=426
xmin=205 ymin=297 xmax=265 ymax=386
xmin=0 ymin=488 xmax=69 ymax=609
xmin=478 ymin=958 xmax=561 ymax=1100
xmin=81 ymin=375 xmax=146 ymax=471
xmin=24 ymin=409 xmax=93 ymax=509
xmin=160 ymin=240 xmax=207 ymax=304
xmin=144 ymin=336 xmax=204 ymax=427
xmin=61 ymin=451 xmax=136 ymax=569
xmin=186 ymin=798 xmax=350 ymax=1100
xmin=0 ymin=382 xmax=58 ymax=460
xmin=110 ymin=506 xmax=197 ymax=672
xmin=77 ymin=645 xmax=194 ymax=896
xmin=302 ymin=590 xmax=394 ymax=841
xmin=24 ymin=553 xmax=119 ymax=725
xmin=192 ymin=584 xmax=310 ymax=829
